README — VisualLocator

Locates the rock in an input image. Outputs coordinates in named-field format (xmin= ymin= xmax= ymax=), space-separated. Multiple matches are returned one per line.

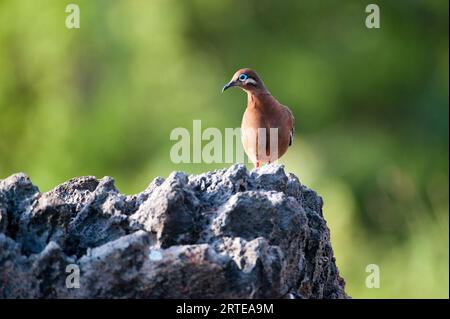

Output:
xmin=129 ymin=172 xmax=200 ymax=248
xmin=0 ymin=164 xmax=348 ymax=298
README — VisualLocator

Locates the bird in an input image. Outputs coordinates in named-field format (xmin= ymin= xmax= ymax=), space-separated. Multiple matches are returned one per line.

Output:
xmin=222 ymin=68 xmax=295 ymax=169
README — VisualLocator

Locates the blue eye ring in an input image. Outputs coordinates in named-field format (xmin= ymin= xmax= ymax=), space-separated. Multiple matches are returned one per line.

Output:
xmin=238 ymin=74 xmax=248 ymax=81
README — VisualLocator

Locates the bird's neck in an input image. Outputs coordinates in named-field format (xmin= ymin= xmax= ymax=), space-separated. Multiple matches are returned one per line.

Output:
xmin=246 ymin=89 xmax=275 ymax=110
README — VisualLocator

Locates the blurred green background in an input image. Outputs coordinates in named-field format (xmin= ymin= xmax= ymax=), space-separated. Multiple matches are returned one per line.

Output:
xmin=0 ymin=0 xmax=448 ymax=298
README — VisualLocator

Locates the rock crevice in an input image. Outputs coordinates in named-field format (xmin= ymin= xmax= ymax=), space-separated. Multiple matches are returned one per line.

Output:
xmin=0 ymin=164 xmax=347 ymax=298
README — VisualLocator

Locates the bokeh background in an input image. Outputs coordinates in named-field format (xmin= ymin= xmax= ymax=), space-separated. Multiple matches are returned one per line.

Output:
xmin=0 ymin=0 xmax=448 ymax=298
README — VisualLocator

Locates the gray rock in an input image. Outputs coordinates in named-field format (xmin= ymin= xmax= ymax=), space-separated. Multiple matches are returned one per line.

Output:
xmin=129 ymin=172 xmax=200 ymax=248
xmin=0 ymin=164 xmax=347 ymax=298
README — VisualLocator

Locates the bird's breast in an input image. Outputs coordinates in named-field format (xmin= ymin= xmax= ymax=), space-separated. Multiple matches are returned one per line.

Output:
xmin=241 ymin=105 xmax=290 ymax=163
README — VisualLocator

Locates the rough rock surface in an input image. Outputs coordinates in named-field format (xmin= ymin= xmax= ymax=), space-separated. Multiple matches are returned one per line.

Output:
xmin=0 ymin=164 xmax=347 ymax=298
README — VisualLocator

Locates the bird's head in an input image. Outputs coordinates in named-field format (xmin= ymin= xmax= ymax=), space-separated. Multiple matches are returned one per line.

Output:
xmin=222 ymin=68 xmax=265 ymax=93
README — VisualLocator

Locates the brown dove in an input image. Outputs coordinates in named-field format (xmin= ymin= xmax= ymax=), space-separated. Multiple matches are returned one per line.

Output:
xmin=222 ymin=68 xmax=295 ymax=168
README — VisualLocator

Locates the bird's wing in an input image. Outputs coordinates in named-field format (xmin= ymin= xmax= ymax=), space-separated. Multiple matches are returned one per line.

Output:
xmin=289 ymin=126 xmax=294 ymax=146
xmin=281 ymin=105 xmax=295 ymax=146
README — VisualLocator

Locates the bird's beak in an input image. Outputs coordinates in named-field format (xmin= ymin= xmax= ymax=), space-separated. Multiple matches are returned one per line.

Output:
xmin=222 ymin=80 xmax=236 ymax=92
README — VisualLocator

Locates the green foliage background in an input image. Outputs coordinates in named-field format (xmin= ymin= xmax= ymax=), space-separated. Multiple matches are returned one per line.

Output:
xmin=0 ymin=0 xmax=448 ymax=298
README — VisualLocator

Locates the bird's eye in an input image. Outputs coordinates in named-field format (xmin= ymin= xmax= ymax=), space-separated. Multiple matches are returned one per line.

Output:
xmin=238 ymin=74 xmax=248 ymax=81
